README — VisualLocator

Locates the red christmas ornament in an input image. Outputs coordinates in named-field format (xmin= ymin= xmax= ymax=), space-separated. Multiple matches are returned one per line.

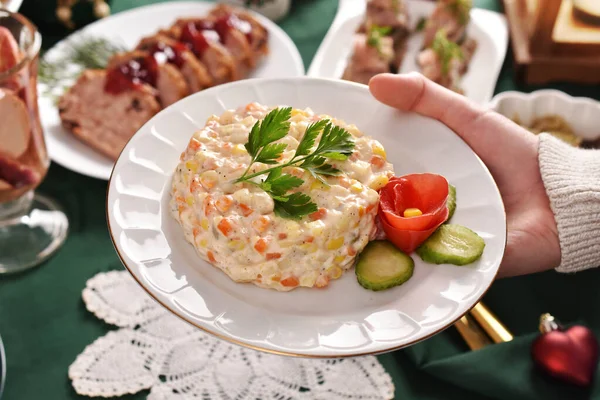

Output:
xmin=531 ymin=313 xmax=599 ymax=386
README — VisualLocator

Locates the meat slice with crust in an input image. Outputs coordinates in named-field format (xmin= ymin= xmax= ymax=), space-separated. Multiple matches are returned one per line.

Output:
xmin=136 ymin=34 xmax=213 ymax=92
xmin=342 ymin=33 xmax=395 ymax=85
xmin=169 ymin=19 xmax=237 ymax=84
xmin=58 ymin=70 xmax=161 ymax=160
xmin=422 ymin=0 xmax=471 ymax=48
xmin=107 ymin=50 xmax=188 ymax=107
xmin=209 ymin=4 xmax=269 ymax=56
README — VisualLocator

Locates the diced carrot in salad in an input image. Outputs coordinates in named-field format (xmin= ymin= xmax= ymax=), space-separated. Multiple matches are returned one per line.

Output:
xmin=215 ymin=195 xmax=233 ymax=213
xmin=309 ymin=208 xmax=327 ymax=221
xmin=254 ymin=238 xmax=269 ymax=253
xmin=266 ymin=253 xmax=282 ymax=260
xmin=207 ymin=251 xmax=216 ymax=263
xmin=239 ymin=203 xmax=253 ymax=216
xmin=217 ymin=218 xmax=233 ymax=237
xmin=370 ymin=155 xmax=386 ymax=169
xmin=281 ymin=276 xmax=299 ymax=287
xmin=188 ymin=138 xmax=202 ymax=152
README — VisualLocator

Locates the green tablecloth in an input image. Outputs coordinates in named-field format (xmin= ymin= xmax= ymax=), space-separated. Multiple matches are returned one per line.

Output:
xmin=2 ymin=1 xmax=600 ymax=399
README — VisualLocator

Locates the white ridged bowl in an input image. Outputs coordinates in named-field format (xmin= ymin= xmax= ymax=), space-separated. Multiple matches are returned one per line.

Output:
xmin=489 ymin=90 xmax=600 ymax=141
xmin=107 ymin=77 xmax=506 ymax=358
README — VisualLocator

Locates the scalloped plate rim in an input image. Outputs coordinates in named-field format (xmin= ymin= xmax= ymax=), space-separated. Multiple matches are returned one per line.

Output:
xmin=107 ymin=76 xmax=507 ymax=357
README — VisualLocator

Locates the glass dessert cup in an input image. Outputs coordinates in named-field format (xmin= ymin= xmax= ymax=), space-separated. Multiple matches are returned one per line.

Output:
xmin=0 ymin=10 xmax=68 ymax=274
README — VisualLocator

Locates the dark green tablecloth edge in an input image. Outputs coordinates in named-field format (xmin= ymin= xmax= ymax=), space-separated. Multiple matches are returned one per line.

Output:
xmin=2 ymin=0 xmax=600 ymax=399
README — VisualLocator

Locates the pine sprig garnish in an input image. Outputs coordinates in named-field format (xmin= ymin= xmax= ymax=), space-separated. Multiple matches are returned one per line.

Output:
xmin=235 ymin=108 xmax=355 ymax=220
xmin=39 ymin=35 xmax=127 ymax=103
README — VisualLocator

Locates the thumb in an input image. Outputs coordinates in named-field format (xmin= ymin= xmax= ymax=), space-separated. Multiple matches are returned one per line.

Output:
xmin=368 ymin=73 xmax=538 ymax=183
xmin=368 ymin=72 xmax=484 ymax=136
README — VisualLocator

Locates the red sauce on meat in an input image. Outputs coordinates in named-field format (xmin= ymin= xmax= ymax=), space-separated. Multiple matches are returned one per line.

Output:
xmin=179 ymin=13 xmax=252 ymax=57
xmin=104 ymin=56 xmax=158 ymax=95
xmin=214 ymin=14 xmax=252 ymax=43
xmin=180 ymin=22 xmax=219 ymax=57
xmin=146 ymin=41 xmax=187 ymax=68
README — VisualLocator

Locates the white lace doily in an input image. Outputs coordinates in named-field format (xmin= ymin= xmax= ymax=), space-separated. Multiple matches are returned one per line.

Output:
xmin=69 ymin=270 xmax=395 ymax=399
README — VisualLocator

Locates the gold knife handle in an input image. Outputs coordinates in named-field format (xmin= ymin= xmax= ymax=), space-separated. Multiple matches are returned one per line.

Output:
xmin=454 ymin=315 xmax=493 ymax=350
xmin=470 ymin=303 xmax=514 ymax=343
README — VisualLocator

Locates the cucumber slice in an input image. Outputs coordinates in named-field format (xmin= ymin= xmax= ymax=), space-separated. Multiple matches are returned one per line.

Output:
xmin=417 ymin=224 xmax=485 ymax=266
xmin=446 ymin=184 xmax=457 ymax=222
xmin=356 ymin=241 xmax=414 ymax=291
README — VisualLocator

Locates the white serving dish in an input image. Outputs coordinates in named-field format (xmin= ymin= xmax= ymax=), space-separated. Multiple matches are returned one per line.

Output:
xmin=1 ymin=0 xmax=23 ymax=12
xmin=489 ymin=89 xmax=600 ymax=141
xmin=39 ymin=1 xmax=304 ymax=181
xmin=307 ymin=0 xmax=508 ymax=105
xmin=107 ymin=76 xmax=506 ymax=358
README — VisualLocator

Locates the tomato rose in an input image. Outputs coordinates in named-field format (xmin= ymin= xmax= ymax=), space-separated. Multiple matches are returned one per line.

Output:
xmin=378 ymin=173 xmax=449 ymax=253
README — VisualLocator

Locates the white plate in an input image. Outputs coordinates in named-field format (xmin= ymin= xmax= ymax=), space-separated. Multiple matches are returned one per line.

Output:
xmin=107 ymin=77 xmax=506 ymax=357
xmin=489 ymin=89 xmax=600 ymax=142
xmin=307 ymin=0 xmax=508 ymax=104
xmin=2 ymin=0 xmax=23 ymax=12
xmin=39 ymin=1 xmax=304 ymax=181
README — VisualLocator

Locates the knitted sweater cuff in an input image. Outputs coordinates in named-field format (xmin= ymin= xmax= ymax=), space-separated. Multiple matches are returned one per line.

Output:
xmin=538 ymin=133 xmax=600 ymax=273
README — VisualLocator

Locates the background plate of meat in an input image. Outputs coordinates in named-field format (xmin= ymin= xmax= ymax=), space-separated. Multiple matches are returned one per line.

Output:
xmin=39 ymin=1 xmax=304 ymax=181
xmin=307 ymin=0 xmax=508 ymax=104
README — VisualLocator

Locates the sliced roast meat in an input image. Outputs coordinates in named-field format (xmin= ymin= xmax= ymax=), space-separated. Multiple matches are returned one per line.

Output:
xmin=458 ymin=37 xmax=477 ymax=74
xmin=58 ymin=70 xmax=161 ymax=160
xmin=423 ymin=0 xmax=469 ymax=48
xmin=342 ymin=33 xmax=395 ymax=85
xmin=136 ymin=34 xmax=213 ymax=92
xmin=416 ymin=47 xmax=461 ymax=92
xmin=361 ymin=0 xmax=410 ymax=37
xmin=173 ymin=17 xmax=253 ymax=79
xmin=107 ymin=50 xmax=188 ymax=107
xmin=220 ymin=27 xmax=254 ymax=77
xmin=209 ymin=4 xmax=269 ymax=55
xmin=356 ymin=0 xmax=410 ymax=71
xmin=417 ymin=29 xmax=476 ymax=92
xmin=170 ymin=19 xmax=237 ymax=84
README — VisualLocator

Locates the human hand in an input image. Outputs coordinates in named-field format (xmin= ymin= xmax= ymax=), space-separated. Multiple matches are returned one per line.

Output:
xmin=369 ymin=72 xmax=561 ymax=277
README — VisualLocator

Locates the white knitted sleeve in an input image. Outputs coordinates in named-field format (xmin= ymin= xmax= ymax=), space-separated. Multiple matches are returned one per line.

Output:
xmin=538 ymin=133 xmax=600 ymax=273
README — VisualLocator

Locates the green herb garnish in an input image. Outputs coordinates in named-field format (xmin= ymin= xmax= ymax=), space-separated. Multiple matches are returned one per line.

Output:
xmin=432 ymin=29 xmax=463 ymax=76
xmin=235 ymin=107 xmax=355 ymax=220
xmin=367 ymin=25 xmax=393 ymax=48
xmin=366 ymin=25 xmax=393 ymax=59
xmin=446 ymin=0 xmax=472 ymax=26
xmin=415 ymin=17 xmax=427 ymax=32
xmin=39 ymin=35 xmax=126 ymax=103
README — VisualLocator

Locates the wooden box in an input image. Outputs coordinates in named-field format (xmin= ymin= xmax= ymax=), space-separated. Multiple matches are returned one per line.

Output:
xmin=502 ymin=0 xmax=600 ymax=84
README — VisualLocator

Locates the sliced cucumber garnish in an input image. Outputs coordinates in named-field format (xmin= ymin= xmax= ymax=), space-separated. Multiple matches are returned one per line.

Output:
xmin=446 ymin=184 xmax=456 ymax=222
xmin=417 ymin=224 xmax=485 ymax=266
xmin=356 ymin=241 xmax=414 ymax=291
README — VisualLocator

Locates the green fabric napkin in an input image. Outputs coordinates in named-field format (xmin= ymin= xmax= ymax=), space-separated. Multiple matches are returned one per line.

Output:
xmin=399 ymin=269 xmax=600 ymax=400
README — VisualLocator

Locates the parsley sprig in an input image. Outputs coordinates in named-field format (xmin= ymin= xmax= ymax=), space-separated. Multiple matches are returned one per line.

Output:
xmin=432 ymin=29 xmax=463 ymax=76
xmin=447 ymin=0 xmax=472 ymax=26
xmin=235 ymin=107 xmax=355 ymax=220
xmin=366 ymin=25 xmax=393 ymax=56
